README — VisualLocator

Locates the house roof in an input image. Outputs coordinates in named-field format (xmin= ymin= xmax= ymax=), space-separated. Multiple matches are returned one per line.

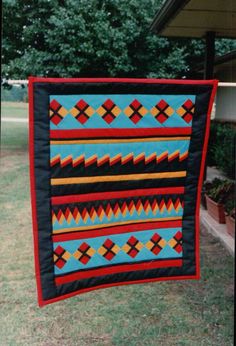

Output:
xmin=150 ymin=0 xmax=236 ymax=38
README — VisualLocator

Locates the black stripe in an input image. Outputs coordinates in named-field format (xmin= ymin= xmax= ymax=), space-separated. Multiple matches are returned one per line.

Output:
xmin=50 ymin=134 xmax=190 ymax=141
xmin=50 ymin=158 xmax=188 ymax=178
xmin=51 ymin=177 xmax=186 ymax=196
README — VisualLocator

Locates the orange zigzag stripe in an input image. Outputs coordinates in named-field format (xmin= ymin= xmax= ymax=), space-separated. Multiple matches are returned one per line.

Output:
xmin=52 ymin=198 xmax=184 ymax=225
xmin=50 ymin=150 xmax=189 ymax=168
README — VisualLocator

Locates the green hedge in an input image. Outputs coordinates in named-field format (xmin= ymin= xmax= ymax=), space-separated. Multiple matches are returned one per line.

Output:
xmin=208 ymin=122 xmax=236 ymax=179
xmin=1 ymin=86 xmax=28 ymax=102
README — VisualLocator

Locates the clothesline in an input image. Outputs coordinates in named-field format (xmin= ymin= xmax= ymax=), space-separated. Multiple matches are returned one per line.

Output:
xmin=1 ymin=80 xmax=236 ymax=87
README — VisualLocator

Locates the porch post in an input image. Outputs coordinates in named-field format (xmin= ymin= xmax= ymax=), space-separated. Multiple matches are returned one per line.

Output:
xmin=204 ymin=31 xmax=216 ymax=181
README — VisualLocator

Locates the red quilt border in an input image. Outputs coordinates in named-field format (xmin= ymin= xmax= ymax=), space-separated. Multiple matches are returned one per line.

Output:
xmin=29 ymin=77 xmax=218 ymax=307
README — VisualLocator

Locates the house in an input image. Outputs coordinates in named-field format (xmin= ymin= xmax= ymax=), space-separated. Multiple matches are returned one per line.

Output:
xmin=150 ymin=0 xmax=236 ymax=123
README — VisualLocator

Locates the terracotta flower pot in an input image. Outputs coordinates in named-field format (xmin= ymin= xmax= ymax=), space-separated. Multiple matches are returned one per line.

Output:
xmin=205 ymin=194 xmax=226 ymax=224
xmin=225 ymin=215 xmax=235 ymax=238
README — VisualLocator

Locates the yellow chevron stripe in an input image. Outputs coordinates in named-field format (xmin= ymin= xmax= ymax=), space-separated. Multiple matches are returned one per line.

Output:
xmin=51 ymin=171 xmax=186 ymax=185
xmin=53 ymin=197 xmax=184 ymax=225
xmin=50 ymin=150 xmax=189 ymax=167
xmin=179 ymin=150 xmax=189 ymax=160
xmin=52 ymin=216 xmax=182 ymax=234
xmin=156 ymin=151 xmax=168 ymax=162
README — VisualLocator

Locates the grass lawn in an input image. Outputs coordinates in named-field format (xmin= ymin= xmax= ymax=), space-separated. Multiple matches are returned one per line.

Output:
xmin=1 ymin=101 xmax=29 ymax=118
xmin=0 ymin=103 xmax=234 ymax=346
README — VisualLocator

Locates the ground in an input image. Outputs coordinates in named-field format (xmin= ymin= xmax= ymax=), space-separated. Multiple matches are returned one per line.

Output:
xmin=0 ymin=102 xmax=234 ymax=346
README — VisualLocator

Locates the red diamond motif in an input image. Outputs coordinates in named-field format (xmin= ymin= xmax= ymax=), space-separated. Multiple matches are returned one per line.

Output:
xmin=103 ymin=99 xmax=115 ymax=110
xmin=51 ymin=114 xmax=62 ymax=125
xmin=128 ymin=236 xmax=138 ymax=246
xmin=104 ymin=239 xmax=114 ymax=248
xmin=77 ymin=113 xmax=89 ymax=124
xmin=76 ymin=242 xmax=93 ymax=264
xmin=156 ymin=113 xmax=168 ymax=124
xmin=50 ymin=99 xmax=61 ymax=111
xmin=172 ymin=231 xmax=183 ymax=254
xmin=79 ymin=255 xmax=90 ymax=264
xmin=157 ymin=99 xmax=168 ymax=110
xmin=151 ymin=233 xmax=161 ymax=243
xmin=55 ymin=258 xmax=66 ymax=269
xmin=149 ymin=233 xmax=163 ymax=255
xmin=54 ymin=245 xmax=68 ymax=269
xmin=129 ymin=249 xmax=138 ymax=258
xmin=79 ymin=242 xmax=89 ymax=252
xmin=104 ymin=251 xmax=115 ymax=261
xmin=126 ymin=236 xmax=140 ymax=258
xmin=130 ymin=113 xmax=142 ymax=124
xmin=76 ymin=99 xmax=88 ymax=110
xmin=184 ymin=99 xmax=194 ymax=109
xmin=103 ymin=113 xmax=115 ymax=124
xmin=54 ymin=245 xmax=65 ymax=256
xmin=101 ymin=239 xmax=117 ymax=260
xmin=151 ymin=245 xmax=161 ymax=255
xmin=174 ymin=244 xmax=183 ymax=253
xmin=131 ymin=99 xmax=141 ymax=110
xmin=182 ymin=113 xmax=192 ymax=123
xmin=175 ymin=231 xmax=182 ymax=241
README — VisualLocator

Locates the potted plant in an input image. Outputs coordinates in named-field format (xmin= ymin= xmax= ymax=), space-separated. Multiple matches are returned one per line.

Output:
xmin=202 ymin=180 xmax=214 ymax=209
xmin=224 ymin=199 xmax=235 ymax=238
xmin=205 ymin=178 xmax=234 ymax=224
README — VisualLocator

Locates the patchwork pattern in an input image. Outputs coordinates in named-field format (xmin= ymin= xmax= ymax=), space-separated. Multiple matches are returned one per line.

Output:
xmin=70 ymin=100 xmax=95 ymax=124
xmin=53 ymin=230 xmax=183 ymax=271
xmin=73 ymin=242 xmax=96 ymax=264
xmin=97 ymin=99 xmax=121 ymax=124
xmin=150 ymin=100 xmax=174 ymax=123
xmin=52 ymin=198 xmax=184 ymax=226
xmin=176 ymin=99 xmax=195 ymax=123
xmin=29 ymin=78 xmax=217 ymax=306
xmin=50 ymin=150 xmax=189 ymax=168
xmin=49 ymin=95 xmax=195 ymax=128
xmin=49 ymin=99 xmax=68 ymax=125
xmin=124 ymin=99 xmax=148 ymax=124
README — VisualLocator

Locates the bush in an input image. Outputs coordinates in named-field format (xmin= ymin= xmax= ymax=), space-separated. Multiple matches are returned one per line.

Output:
xmin=224 ymin=199 xmax=235 ymax=219
xmin=1 ymin=85 xmax=28 ymax=102
xmin=205 ymin=178 xmax=234 ymax=205
xmin=208 ymin=122 xmax=236 ymax=179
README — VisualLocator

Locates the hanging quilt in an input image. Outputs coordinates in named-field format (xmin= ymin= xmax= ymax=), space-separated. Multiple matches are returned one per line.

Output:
xmin=29 ymin=77 xmax=217 ymax=306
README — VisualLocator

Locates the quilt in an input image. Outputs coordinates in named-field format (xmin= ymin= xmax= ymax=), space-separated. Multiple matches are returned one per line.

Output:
xmin=29 ymin=77 xmax=217 ymax=306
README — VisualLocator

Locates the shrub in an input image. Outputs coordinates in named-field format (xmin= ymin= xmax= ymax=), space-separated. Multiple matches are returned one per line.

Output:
xmin=206 ymin=178 xmax=234 ymax=205
xmin=208 ymin=122 xmax=236 ymax=179
xmin=1 ymin=85 xmax=28 ymax=102
xmin=224 ymin=199 xmax=235 ymax=219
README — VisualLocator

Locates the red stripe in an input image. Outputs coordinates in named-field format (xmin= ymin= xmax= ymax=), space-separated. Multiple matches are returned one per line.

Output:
xmin=40 ymin=274 xmax=198 ymax=307
xmin=41 ymin=274 xmax=199 ymax=307
xmin=55 ymin=259 xmax=183 ymax=285
xmin=52 ymin=220 xmax=182 ymax=242
xmin=50 ymin=127 xmax=192 ymax=139
xmin=51 ymin=187 xmax=184 ymax=205
xmin=29 ymin=77 xmax=217 ymax=85
xmin=28 ymin=77 xmax=44 ymax=307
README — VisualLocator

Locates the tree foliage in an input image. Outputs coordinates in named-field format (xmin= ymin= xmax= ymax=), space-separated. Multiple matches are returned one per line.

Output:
xmin=2 ymin=0 xmax=236 ymax=78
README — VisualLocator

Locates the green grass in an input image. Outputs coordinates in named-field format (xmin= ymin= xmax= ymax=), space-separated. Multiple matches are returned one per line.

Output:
xmin=1 ymin=101 xmax=28 ymax=151
xmin=1 ymin=101 xmax=28 ymax=118
xmin=0 ymin=103 xmax=234 ymax=346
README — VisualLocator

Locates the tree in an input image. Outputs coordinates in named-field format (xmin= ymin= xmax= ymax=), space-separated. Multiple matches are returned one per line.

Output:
xmin=2 ymin=0 xmax=236 ymax=79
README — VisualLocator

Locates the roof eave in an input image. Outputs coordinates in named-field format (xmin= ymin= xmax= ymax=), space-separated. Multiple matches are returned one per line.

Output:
xmin=150 ymin=0 xmax=190 ymax=34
